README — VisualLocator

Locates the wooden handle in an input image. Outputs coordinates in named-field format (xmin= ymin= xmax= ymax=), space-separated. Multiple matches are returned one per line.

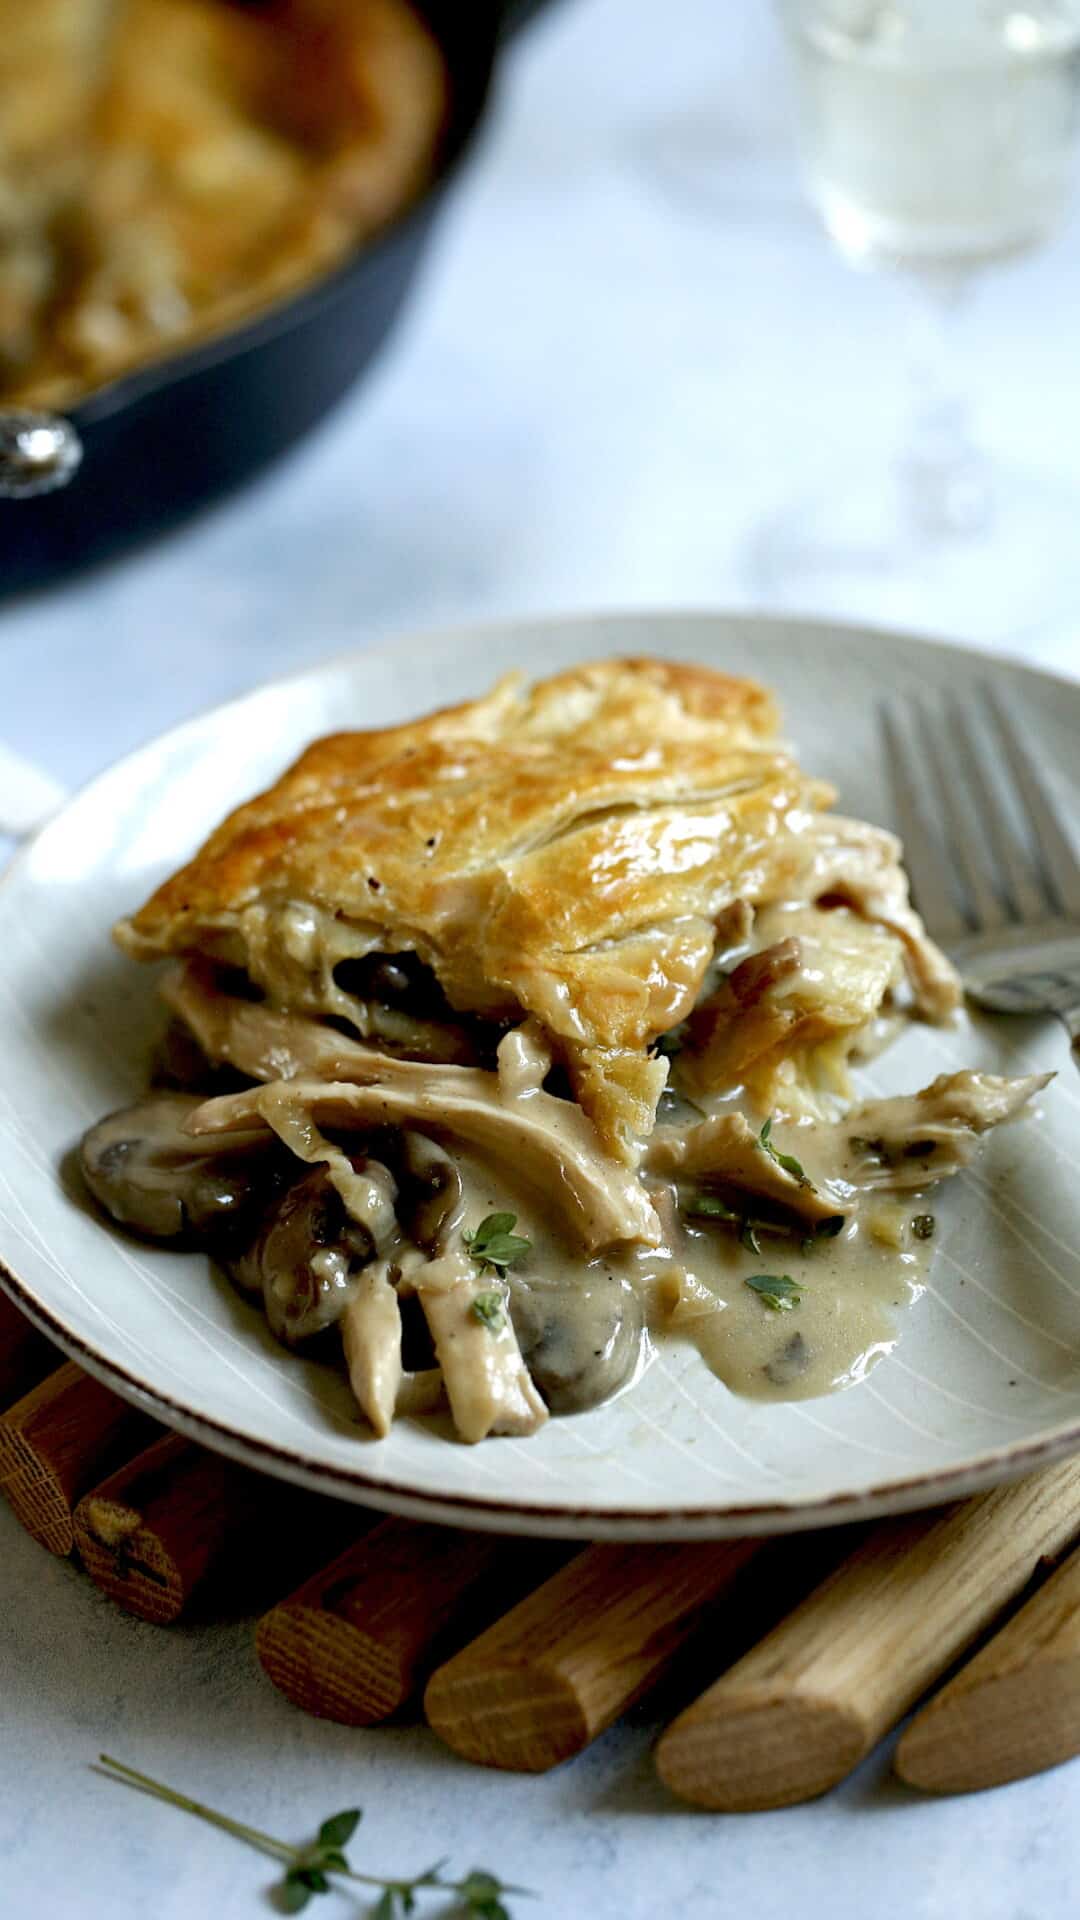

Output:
xmin=256 ymin=1521 xmax=564 ymax=1725
xmin=75 ymin=1434 xmax=372 ymax=1624
xmin=897 ymin=1542 xmax=1080 ymax=1794
xmin=0 ymin=1361 xmax=159 ymax=1554
xmin=0 ymin=1290 xmax=57 ymax=1409
xmin=424 ymin=1537 xmax=764 ymax=1772
xmin=656 ymin=1457 xmax=1080 ymax=1810
xmin=74 ymin=1435 xmax=242 ymax=1623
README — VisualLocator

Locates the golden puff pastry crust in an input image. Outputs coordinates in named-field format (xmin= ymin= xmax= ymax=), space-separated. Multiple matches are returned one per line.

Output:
xmin=117 ymin=657 xmax=949 ymax=1159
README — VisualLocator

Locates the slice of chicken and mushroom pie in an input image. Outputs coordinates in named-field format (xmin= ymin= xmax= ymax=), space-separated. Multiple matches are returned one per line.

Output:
xmin=80 ymin=658 xmax=1051 ymax=1442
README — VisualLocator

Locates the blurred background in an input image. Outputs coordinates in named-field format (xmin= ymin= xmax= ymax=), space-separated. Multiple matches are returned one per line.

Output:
xmin=2 ymin=0 xmax=1080 ymax=808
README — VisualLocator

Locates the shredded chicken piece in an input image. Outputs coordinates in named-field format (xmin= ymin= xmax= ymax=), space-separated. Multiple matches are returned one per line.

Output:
xmin=186 ymin=1075 xmax=661 ymax=1252
xmin=782 ymin=814 xmax=961 ymax=1021
xmin=713 ymin=897 xmax=755 ymax=956
xmin=340 ymin=1264 xmax=403 ymax=1439
xmin=648 ymin=1111 xmax=847 ymax=1221
xmin=684 ymin=906 xmax=907 ymax=1103
xmin=496 ymin=1017 xmax=553 ymax=1097
xmin=170 ymin=964 xmax=659 ymax=1246
xmin=686 ymin=937 xmax=803 ymax=1086
xmin=839 ymin=1070 xmax=1053 ymax=1190
xmin=417 ymin=1261 xmax=548 ymax=1443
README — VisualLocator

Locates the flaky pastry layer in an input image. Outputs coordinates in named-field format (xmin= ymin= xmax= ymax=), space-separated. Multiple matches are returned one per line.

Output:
xmin=118 ymin=657 xmax=959 ymax=1159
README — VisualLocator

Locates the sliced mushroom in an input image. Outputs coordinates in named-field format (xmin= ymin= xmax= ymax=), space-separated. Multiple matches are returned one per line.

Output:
xmin=764 ymin=1331 xmax=810 ymax=1387
xmin=508 ymin=1273 xmax=645 ymax=1413
xmin=394 ymin=1131 xmax=464 ymax=1253
xmin=79 ymin=1094 xmax=280 ymax=1246
xmin=236 ymin=1167 xmax=380 ymax=1348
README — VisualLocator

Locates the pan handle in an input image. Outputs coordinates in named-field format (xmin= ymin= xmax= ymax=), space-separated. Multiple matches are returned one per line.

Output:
xmin=0 ymin=411 xmax=83 ymax=499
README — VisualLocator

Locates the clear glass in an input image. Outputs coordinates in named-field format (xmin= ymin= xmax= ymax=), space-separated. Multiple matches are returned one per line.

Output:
xmin=756 ymin=0 xmax=1080 ymax=638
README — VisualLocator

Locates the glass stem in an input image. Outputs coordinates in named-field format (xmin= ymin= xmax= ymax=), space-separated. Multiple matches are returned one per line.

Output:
xmin=897 ymin=271 xmax=993 ymax=542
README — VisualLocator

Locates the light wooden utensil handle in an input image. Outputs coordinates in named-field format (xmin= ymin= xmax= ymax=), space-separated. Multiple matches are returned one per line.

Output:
xmin=0 ymin=1361 xmax=159 ymax=1554
xmin=75 ymin=1434 xmax=242 ymax=1623
xmin=257 ymin=1520 xmax=564 ymax=1725
xmin=897 ymin=1542 xmax=1080 ymax=1794
xmin=0 ymin=1290 xmax=57 ymax=1409
xmin=424 ymin=1537 xmax=764 ymax=1772
xmin=656 ymin=1458 xmax=1080 ymax=1810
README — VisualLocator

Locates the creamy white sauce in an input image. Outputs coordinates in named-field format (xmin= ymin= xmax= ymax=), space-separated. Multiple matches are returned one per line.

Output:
xmin=438 ymin=1133 xmax=935 ymax=1410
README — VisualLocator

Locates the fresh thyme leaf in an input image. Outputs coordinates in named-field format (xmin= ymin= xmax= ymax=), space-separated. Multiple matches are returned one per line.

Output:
xmin=758 ymin=1117 xmax=815 ymax=1190
xmin=280 ymin=1878 xmax=312 ymax=1914
xmin=412 ymin=1863 xmax=449 ymax=1890
xmin=745 ymin=1273 xmax=803 ymax=1312
xmin=319 ymin=1810 xmax=361 ymax=1849
xmin=911 ymin=1213 xmax=936 ymax=1240
xmin=684 ymin=1191 xmax=740 ymax=1222
xmin=373 ymin=1894 xmax=398 ymax=1920
xmin=471 ymin=1289 xmax=507 ymax=1332
xmin=463 ymin=1872 xmax=512 ymax=1920
xmin=740 ymin=1219 xmax=763 ymax=1256
xmin=462 ymin=1873 xmax=503 ymax=1902
xmin=319 ymin=1850 xmax=349 ymax=1873
xmin=296 ymin=1867 xmax=330 ymax=1893
xmin=463 ymin=1213 xmax=532 ymax=1274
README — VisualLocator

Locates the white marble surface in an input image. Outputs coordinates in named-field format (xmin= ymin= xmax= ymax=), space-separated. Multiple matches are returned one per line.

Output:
xmin=2 ymin=0 xmax=1080 ymax=1913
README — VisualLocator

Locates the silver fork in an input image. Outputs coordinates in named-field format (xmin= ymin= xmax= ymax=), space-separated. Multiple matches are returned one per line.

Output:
xmin=881 ymin=687 xmax=1080 ymax=1072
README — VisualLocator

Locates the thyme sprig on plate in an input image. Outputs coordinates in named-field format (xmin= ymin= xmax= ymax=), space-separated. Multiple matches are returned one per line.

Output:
xmin=471 ymin=1288 xmax=507 ymax=1332
xmin=96 ymin=1756 xmax=531 ymax=1918
xmin=463 ymin=1212 xmax=532 ymax=1275
xmin=684 ymin=1189 xmax=845 ymax=1260
xmin=745 ymin=1273 xmax=804 ymax=1313
xmin=758 ymin=1116 xmax=816 ymax=1191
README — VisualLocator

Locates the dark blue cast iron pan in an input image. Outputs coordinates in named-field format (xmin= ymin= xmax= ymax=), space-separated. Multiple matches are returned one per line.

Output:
xmin=0 ymin=0 xmax=552 ymax=595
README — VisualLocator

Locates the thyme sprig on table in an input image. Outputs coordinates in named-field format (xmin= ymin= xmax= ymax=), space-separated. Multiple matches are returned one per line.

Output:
xmin=95 ymin=1756 xmax=531 ymax=1918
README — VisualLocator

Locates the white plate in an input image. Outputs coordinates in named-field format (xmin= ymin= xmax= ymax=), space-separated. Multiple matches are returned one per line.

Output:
xmin=2 ymin=611 xmax=1079 ymax=1540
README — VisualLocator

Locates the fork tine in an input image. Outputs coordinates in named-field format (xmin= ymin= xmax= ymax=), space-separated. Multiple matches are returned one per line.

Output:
xmin=917 ymin=697 xmax=1009 ymax=931
xmin=986 ymin=689 xmax=1080 ymax=916
xmin=879 ymin=701 xmax=967 ymax=940
xmin=948 ymin=699 xmax=1049 ymax=922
